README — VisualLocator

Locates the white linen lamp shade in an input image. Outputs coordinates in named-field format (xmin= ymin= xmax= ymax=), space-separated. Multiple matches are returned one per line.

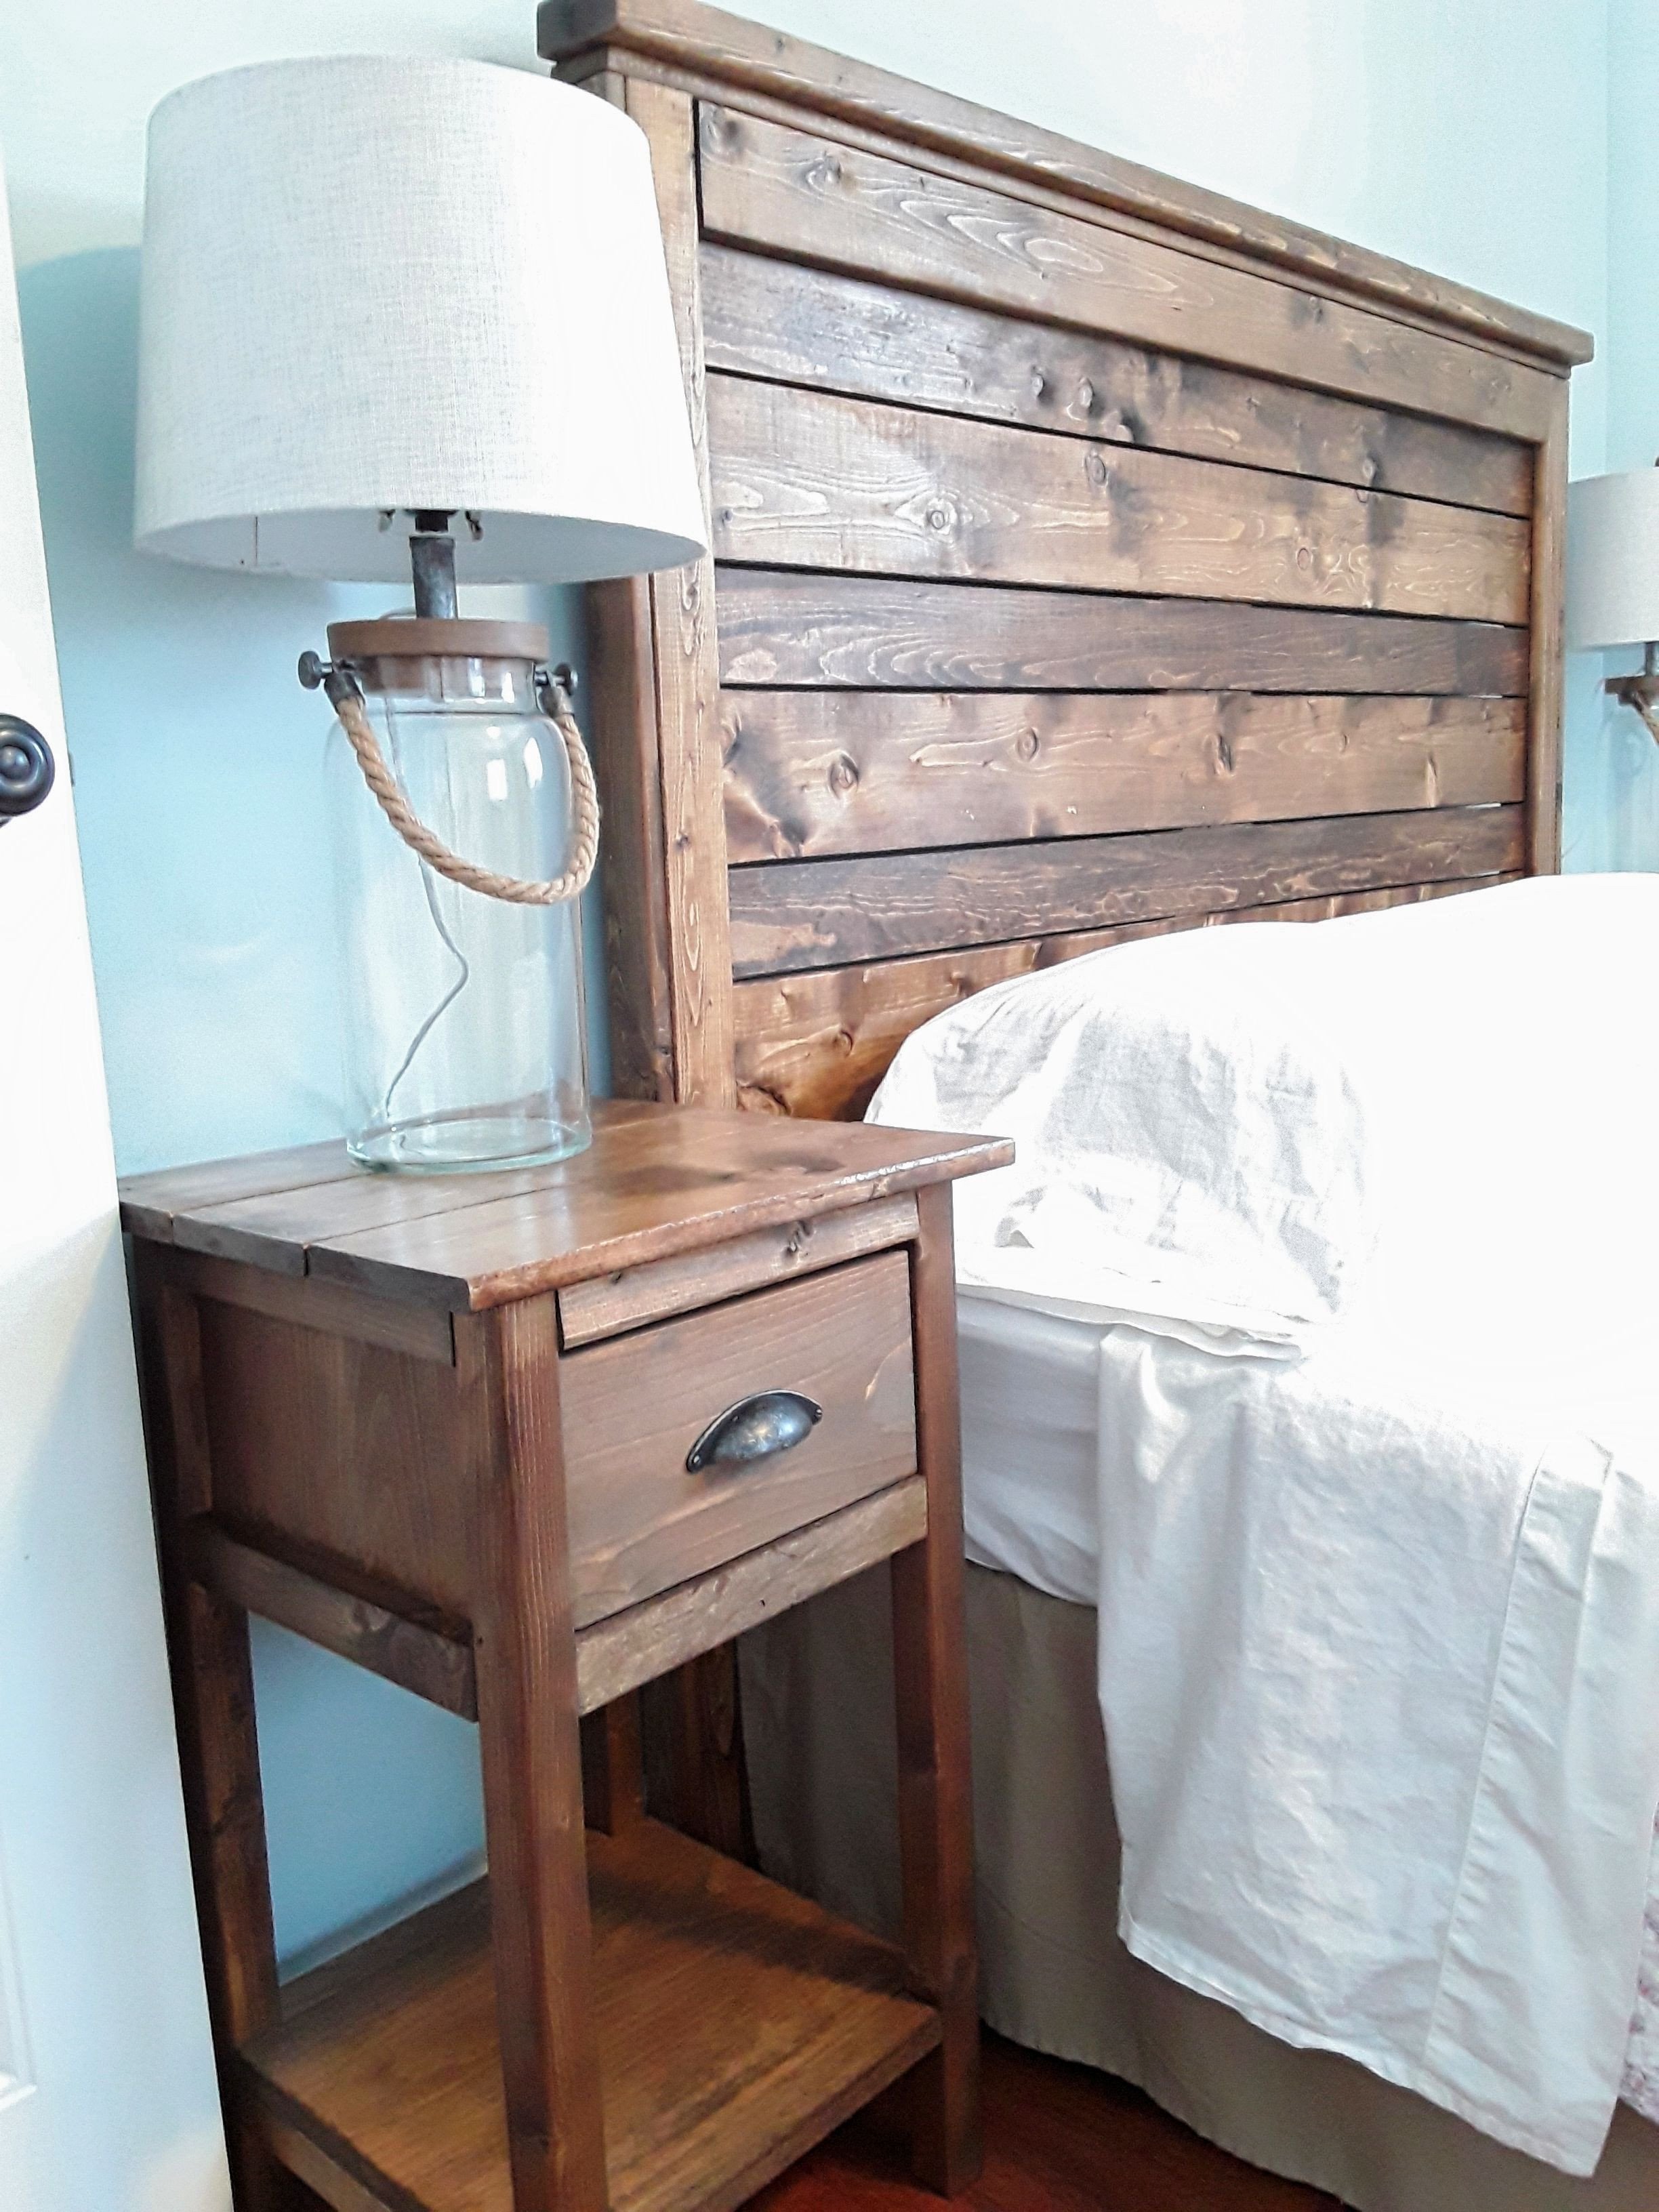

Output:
xmin=134 ymin=55 xmax=707 ymax=583
xmin=1566 ymin=468 xmax=1659 ymax=653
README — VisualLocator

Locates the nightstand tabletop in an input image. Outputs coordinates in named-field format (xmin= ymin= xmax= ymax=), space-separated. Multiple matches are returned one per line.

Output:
xmin=118 ymin=1098 xmax=1010 ymax=1312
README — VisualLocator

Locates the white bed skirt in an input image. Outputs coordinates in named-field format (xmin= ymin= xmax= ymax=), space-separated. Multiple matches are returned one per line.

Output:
xmin=739 ymin=1560 xmax=1659 ymax=2212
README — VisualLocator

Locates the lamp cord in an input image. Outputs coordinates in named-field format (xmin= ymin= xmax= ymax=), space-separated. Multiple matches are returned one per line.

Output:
xmin=331 ymin=674 xmax=600 ymax=905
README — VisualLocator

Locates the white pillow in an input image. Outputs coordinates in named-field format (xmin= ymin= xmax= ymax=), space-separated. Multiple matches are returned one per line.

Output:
xmin=867 ymin=875 xmax=1659 ymax=1353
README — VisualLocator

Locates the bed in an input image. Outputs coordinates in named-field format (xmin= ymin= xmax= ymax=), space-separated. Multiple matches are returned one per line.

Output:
xmin=535 ymin=4 xmax=1639 ymax=2204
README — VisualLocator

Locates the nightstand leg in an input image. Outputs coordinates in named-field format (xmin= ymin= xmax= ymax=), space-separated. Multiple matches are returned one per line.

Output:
xmin=893 ymin=1185 xmax=982 ymax=2196
xmin=131 ymin=1256 xmax=285 ymax=2211
xmin=468 ymin=1297 xmax=609 ymax=2212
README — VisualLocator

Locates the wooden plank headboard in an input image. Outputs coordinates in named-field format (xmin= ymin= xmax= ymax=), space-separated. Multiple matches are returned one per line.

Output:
xmin=541 ymin=0 xmax=1592 ymax=1124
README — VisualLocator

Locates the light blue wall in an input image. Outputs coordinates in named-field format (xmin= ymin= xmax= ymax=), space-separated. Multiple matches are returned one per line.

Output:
xmin=1601 ymin=0 xmax=1659 ymax=867
xmin=18 ymin=247 xmax=598 ymax=1967
xmin=13 ymin=2 xmax=1622 ymax=1966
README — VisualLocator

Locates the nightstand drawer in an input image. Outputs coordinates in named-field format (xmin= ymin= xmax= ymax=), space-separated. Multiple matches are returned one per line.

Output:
xmin=560 ymin=1250 xmax=916 ymax=1627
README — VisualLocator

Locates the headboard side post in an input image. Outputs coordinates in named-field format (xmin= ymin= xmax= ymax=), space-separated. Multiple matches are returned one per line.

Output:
xmin=574 ymin=59 xmax=736 ymax=1109
xmin=1528 ymin=380 xmax=1570 ymax=876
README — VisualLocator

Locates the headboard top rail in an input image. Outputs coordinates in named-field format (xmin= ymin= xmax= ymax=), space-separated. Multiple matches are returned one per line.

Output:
xmin=539 ymin=0 xmax=1591 ymax=371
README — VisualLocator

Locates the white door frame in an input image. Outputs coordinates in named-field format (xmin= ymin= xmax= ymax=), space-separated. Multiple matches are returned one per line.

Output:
xmin=0 ymin=146 xmax=227 ymax=2212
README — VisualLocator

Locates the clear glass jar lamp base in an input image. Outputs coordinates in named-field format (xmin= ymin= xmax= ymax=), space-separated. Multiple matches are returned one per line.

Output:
xmin=349 ymin=1107 xmax=594 ymax=1174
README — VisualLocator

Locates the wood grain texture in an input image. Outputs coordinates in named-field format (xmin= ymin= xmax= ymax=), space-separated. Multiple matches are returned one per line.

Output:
xmin=1529 ymin=380 xmax=1568 ymax=874
xmin=466 ymin=1293 xmax=608 ymax=2212
xmin=129 ymin=1252 xmax=286 ymax=2211
xmin=119 ymin=1141 xmax=360 ymax=1246
xmin=628 ymin=75 xmax=735 ymax=1107
xmin=695 ymin=106 xmax=1559 ymax=438
xmin=299 ymin=1107 xmax=1008 ymax=1314
xmin=194 ymin=1298 xmax=480 ymax=1616
xmin=722 ymin=690 xmax=1526 ymax=860
xmin=188 ymin=1523 xmax=478 ymax=1721
xmin=560 ymin=1254 xmax=917 ymax=1626
xmin=732 ymin=877 xmax=1511 ymax=1119
xmin=538 ymin=0 xmax=1591 ymax=370
xmin=892 ymin=1183 xmax=981 ymax=2194
xmin=716 ymin=569 xmax=1531 ymax=698
xmin=701 ymin=245 xmax=1535 ymax=517
xmin=558 ymin=1191 xmax=918 ymax=1344
xmin=747 ymin=2030 xmax=1345 ymax=2212
xmin=708 ymin=377 xmax=1531 ymax=623
xmin=581 ymin=1696 xmax=647 ymax=1836
xmin=123 ymin=1103 xmax=1007 ymax=1311
xmin=575 ymin=1478 xmax=928 ymax=1715
xmin=249 ymin=1820 xmax=941 ymax=2212
xmin=729 ymin=802 xmax=1525 ymax=975
xmin=155 ymin=1244 xmax=454 ymax=1364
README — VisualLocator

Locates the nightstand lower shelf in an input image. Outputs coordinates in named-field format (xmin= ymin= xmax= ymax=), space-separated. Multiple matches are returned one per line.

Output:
xmin=245 ymin=1818 xmax=941 ymax=2212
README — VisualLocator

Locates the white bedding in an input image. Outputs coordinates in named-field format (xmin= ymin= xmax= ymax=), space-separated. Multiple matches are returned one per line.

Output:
xmin=872 ymin=878 xmax=1659 ymax=2177
xmin=956 ymin=1288 xmax=1659 ymax=2153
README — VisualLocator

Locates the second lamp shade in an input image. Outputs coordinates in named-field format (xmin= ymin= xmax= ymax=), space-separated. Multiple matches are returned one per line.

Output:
xmin=134 ymin=56 xmax=708 ymax=584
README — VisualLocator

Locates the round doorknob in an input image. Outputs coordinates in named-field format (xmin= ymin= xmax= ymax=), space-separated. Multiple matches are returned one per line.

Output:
xmin=0 ymin=716 xmax=55 ymax=820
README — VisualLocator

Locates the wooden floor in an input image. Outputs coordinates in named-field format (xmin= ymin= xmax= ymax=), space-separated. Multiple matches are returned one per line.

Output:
xmin=747 ymin=2034 xmax=1347 ymax=2212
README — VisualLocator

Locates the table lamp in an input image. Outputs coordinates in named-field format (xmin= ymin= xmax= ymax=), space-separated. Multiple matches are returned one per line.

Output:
xmin=134 ymin=56 xmax=706 ymax=1170
xmin=1568 ymin=462 xmax=1659 ymax=747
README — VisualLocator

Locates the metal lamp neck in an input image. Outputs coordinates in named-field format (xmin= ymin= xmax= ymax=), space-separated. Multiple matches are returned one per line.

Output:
xmin=409 ymin=514 xmax=458 ymax=621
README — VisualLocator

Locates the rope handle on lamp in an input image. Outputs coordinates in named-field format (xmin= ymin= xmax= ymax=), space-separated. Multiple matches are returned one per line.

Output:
xmin=300 ymin=654 xmax=600 ymax=905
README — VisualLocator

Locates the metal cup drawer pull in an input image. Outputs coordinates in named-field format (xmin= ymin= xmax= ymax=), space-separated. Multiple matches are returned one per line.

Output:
xmin=685 ymin=1390 xmax=823 ymax=1474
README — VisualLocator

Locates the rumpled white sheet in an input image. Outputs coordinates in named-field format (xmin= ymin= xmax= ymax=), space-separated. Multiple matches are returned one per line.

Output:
xmin=952 ymin=1291 xmax=1659 ymax=2139
xmin=872 ymin=875 xmax=1659 ymax=2173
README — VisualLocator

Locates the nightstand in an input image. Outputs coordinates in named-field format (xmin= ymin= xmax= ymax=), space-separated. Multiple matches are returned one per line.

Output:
xmin=121 ymin=1101 xmax=1010 ymax=2212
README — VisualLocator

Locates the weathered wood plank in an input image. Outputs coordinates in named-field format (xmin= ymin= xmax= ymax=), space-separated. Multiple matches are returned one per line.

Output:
xmin=701 ymin=245 xmax=1535 ymax=518
xmin=695 ymin=106 xmax=1559 ymax=438
xmin=627 ymin=75 xmax=735 ymax=1106
xmin=188 ymin=1523 xmax=478 ymax=1721
xmin=722 ymin=691 xmax=1526 ymax=861
xmin=708 ymin=379 xmax=1530 ymax=623
xmin=1528 ymin=379 xmax=1569 ymax=872
xmin=538 ymin=1 xmax=1592 ymax=371
xmin=573 ymin=1477 xmax=928 ymax=1714
xmin=732 ymin=876 xmax=1519 ymax=1119
xmin=728 ymin=803 xmax=1524 ymax=975
xmin=716 ymin=570 xmax=1530 ymax=697
xmin=558 ymin=1191 xmax=918 ymax=1345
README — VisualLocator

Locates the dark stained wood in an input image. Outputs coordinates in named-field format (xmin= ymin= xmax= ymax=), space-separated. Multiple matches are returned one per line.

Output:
xmin=248 ymin=1822 xmax=941 ymax=2212
xmin=302 ymin=1108 xmax=1008 ymax=1314
xmin=716 ymin=569 xmax=1531 ymax=697
xmin=708 ymin=377 xmax=1531 ymax=624
xmin=729 ymin=802 xmax=1525 ymax=975
xmin=120 ymin=1102 xmax=1005 ymax=1311
xmin=575 ymin=1479 xmax=928 ymax=1715
xmin=194 ymin=1300 xmax=480 ymax=1617
xmin=539 ymin=0 xmax=1591 ymax=373
xmin=722 ymin=690 xmax=1526 ymax=861
xmin=129 ymin=1104 xmax=994 ymax=2212
xmin=156 ymin=1244 xmax=454 ymax=1364
xmin=695 ymin=106 xmax=1558 ymax=438
xmin=588 ymin=564 xmax=678 ymax=1102
xmin=1530 ymin=380 xmax=1568 ymax=873
xmin=701 ymin=245 xmax=1535 ymax=517
xmin=732 ymin=878 xmax=1511 ymax=1120
xmin=892 ymin=1184 xmax=980 ymax=2194
xmin=120 ymin=1141 xmax=361 ymax=1246
xmin=747 ymin=2030 xmax=1345 ymax=2212
xmin=629 ymin=73 xmax=736 ymax=1109
xmin=466 ymin=1293 xmax=609 ymax=2212
xmin=558 ymin=1191 xmax=918 ymax=1344
xmin=581 ymin=1697 xmax=647 ymax=1835
xmin=188 ymin=1523 xmax=478 ymax=1720
xmin=560 ymin=1253 xmax=917 ymax=1626
xmin=129 ymin=1248 xmax=285 ymax=2210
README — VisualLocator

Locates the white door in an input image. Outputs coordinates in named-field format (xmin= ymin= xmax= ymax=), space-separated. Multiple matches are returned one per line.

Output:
xmin=0 ymin=151 xmax=228 ymax=2211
